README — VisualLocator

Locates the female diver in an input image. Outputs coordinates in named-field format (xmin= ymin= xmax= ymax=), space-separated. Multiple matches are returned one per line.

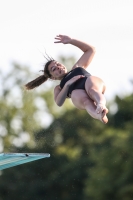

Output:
xmin=25 ymin=34 xmax=108 ymax=124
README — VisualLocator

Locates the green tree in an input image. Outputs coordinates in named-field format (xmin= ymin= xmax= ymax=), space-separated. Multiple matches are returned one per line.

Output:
xmin=1 ymin=58 xmax=133 ymax=200
xmin=1 ymin=92 xmax=133 ymax=200
xmin=0 ymin=107 xmax=103 ymax=200
xmin=0 ymin=55 xmax=77 ymax=151
xmin=84 ymin=93 xmax=133 ymax=200
xmin=0 ymin=62 xmax=53 ymax=151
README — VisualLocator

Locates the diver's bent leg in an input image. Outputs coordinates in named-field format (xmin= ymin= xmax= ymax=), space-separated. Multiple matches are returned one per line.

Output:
xmin=88 ymin=88 xmax=108 ymax=114
xmin=83 ymin=98 xmax=108 ymax=124
xmin=85 ymin=76 xmax=108 ymax=114
xmin=71 ymin=89 xmax=108 ymax=124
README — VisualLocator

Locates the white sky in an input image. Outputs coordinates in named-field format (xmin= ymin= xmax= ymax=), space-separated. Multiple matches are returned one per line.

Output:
xmin=0 ymin=0 xmax=133 ymax=101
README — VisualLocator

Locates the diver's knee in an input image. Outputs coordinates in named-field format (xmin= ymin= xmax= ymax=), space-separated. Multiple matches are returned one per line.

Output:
xmin=82 ymin=98 xmax=90 ymax=108
xmin=88 ymin=88 xmax=98 ymax=97
xmin=102 ymin=84 xmax=106 ymax=94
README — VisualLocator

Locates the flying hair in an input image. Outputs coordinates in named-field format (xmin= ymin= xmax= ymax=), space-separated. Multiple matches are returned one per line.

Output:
xmin=38 ymin=48 xmax=54 ymax=61
xmin=43 ymin=51 xmax=54 ymax=61
xmin=25 ymin=51 xmax=55 ymax=90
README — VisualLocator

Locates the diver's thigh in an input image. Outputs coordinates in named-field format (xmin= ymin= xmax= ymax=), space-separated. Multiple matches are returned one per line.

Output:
xmin=85 ymin=76 xmax=106 ymax=93
xmin=71 ymin=89 xmax=94 ymax=110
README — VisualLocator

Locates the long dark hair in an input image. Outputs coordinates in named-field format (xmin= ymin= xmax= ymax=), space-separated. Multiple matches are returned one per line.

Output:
xmin=25 ymin=55 xmax=54 ymax=90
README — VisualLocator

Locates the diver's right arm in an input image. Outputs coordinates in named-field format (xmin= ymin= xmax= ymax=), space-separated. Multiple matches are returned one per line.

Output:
xmin=54 ymin=84 xmax=69 ymax=107
xmin=54 ymin=75 xmax=85 ymax=107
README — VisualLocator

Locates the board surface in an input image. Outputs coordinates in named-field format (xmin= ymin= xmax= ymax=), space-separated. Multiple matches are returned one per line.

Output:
xmin=0 ymin=153 xmax=50 ymax=170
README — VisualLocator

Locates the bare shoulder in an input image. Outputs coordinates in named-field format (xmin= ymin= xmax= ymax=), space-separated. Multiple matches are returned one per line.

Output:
xmin=72 ymin=64 xmax=85 ymax=70
xmin=54 ymin=84 xmax=61 ymax=95
xmin=54 ymin=84 xmax=61 ymax=100
xmin=72 ymin=64 xmax=79 ymax=70
xmin=54 ymin=84 xmax=61 ymax=91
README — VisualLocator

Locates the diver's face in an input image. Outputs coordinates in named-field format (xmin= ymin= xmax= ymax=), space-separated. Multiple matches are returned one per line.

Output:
xmin=48 ymin=61 xmax=67 ymax=80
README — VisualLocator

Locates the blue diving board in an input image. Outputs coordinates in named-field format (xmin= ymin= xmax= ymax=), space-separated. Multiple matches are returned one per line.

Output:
xmin=0 ymin=153 xmax=50 ymax=170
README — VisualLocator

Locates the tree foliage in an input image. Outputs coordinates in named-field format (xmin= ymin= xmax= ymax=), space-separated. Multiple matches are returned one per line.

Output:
xmin=0 ymin=59 xmax=133 ymax=200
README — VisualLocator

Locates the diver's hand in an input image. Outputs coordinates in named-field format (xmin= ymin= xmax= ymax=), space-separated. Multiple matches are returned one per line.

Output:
xmin=65 ymin=75 xmax=85 ymax=87
xmin=54 ymin=34 xmax=71 ymax=44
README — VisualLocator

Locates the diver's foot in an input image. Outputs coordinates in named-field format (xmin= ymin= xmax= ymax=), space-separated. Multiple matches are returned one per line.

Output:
xmin=96 ymin=103 xmax=107 ymax=114
xmin=100 ymin=108 xmax=108 ymax=124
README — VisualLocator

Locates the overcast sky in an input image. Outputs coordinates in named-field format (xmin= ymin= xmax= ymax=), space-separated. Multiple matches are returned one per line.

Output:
xmin=0 ymin=0 xmax=133 ymax=100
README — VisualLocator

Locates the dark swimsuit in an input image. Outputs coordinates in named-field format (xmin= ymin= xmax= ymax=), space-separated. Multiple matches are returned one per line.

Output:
xmin=60 ymin=67 xmax=91 ymax=97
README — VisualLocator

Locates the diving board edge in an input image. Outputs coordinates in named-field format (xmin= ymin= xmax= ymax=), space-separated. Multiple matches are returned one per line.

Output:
xmin=0 ymin=153 xmax=50 ymax=170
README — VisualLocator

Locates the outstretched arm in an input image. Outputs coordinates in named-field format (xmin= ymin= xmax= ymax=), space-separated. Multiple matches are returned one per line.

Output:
xmin=54 ymin=34 xmax=96 ymax=69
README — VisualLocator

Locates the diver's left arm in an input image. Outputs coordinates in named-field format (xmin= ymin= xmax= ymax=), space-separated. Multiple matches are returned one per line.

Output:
xmin=54 ymin=34 xmax=96 ymax=69
xmin=69 ymin=38 xmax=96 ymax=69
